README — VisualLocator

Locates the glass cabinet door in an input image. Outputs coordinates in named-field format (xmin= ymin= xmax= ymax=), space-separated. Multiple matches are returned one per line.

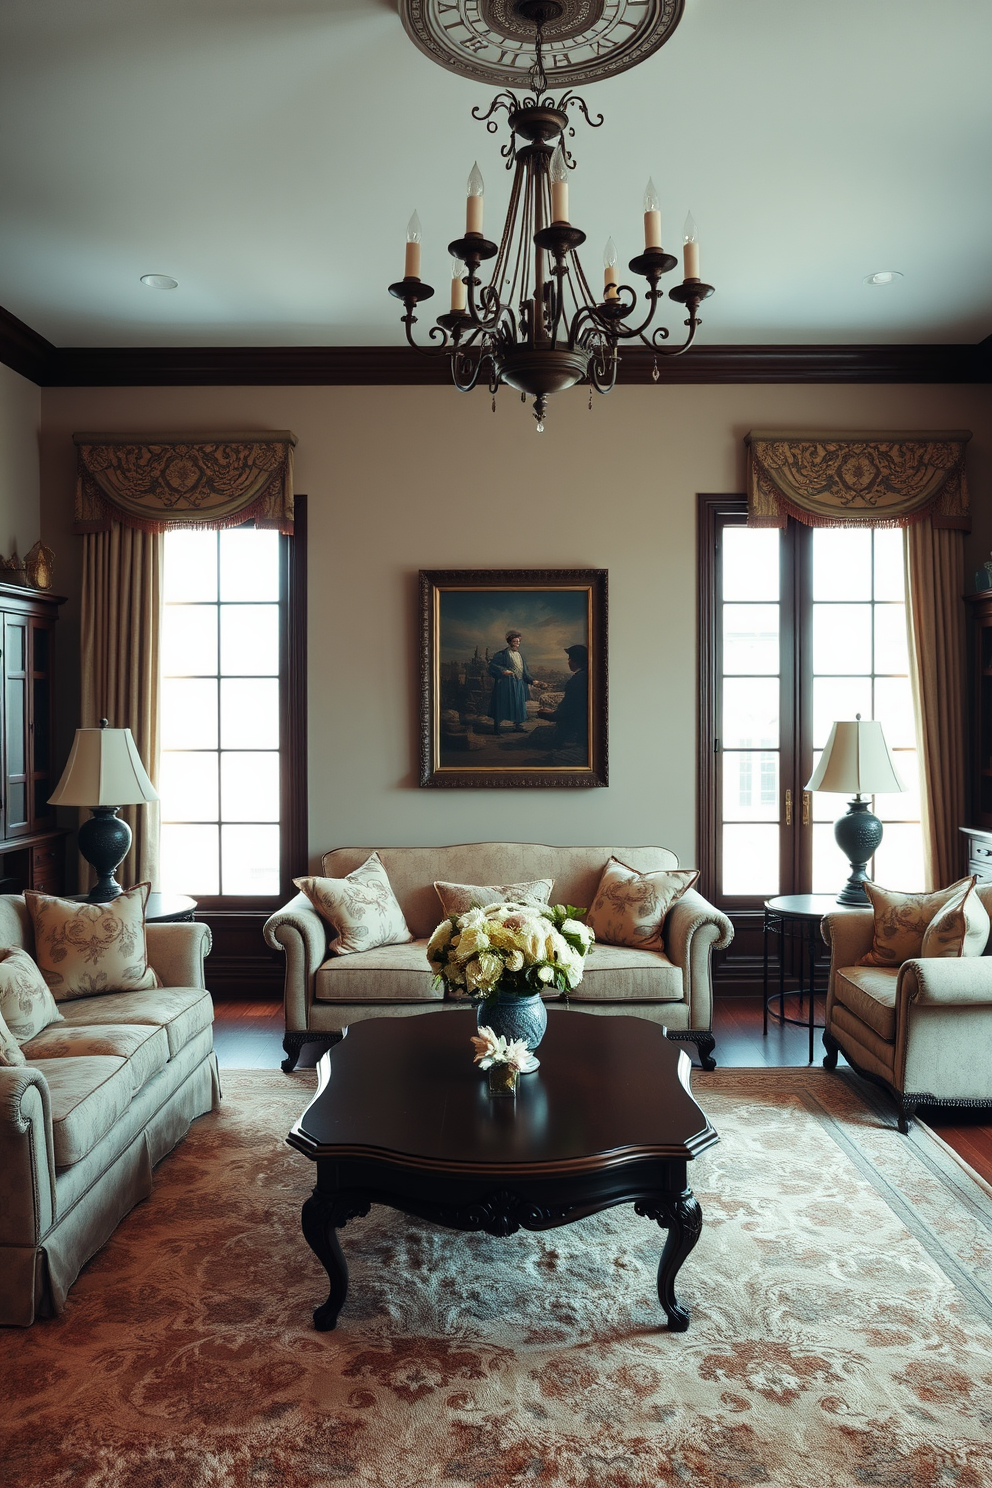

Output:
xmin=3 ymin=616 xmax=30 ymax=836
xmin=30 ymin=619 xmax=55 ymax=830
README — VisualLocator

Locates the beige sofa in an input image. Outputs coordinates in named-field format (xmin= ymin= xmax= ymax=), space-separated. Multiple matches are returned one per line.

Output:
xmin=821 ymin=896 xmax=992 ymax=1131
xmin=0 ymin=896 xmax=220 ymax=1326
xmin=264 ymin=843 xmax=734 ymax=1073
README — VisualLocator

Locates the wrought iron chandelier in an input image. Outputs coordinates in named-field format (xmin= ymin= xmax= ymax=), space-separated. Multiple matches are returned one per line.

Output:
xmin=388 ymin=0 xmax=715 ymax=430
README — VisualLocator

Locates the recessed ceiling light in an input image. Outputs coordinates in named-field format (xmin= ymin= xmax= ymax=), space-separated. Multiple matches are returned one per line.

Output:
xmin=864 ymin=270 xmax=904 ymax=286
xmin=140 ymin=273 xmax=178 ymax=290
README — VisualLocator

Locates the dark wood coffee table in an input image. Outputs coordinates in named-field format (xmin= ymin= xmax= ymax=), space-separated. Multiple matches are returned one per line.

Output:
xmin=287 ymin=1010 xmax=719 ymax=1333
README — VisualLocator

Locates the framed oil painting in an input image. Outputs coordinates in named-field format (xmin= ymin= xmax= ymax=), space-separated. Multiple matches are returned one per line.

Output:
xmin=419 ymin=569 xmax=608 ymax=788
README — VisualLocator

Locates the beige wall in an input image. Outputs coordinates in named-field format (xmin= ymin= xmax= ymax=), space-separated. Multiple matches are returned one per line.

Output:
xmin=39 ymin=381 xmax=992 ymax=871
xmin=0 ymin=363 xmax=41 ymax=558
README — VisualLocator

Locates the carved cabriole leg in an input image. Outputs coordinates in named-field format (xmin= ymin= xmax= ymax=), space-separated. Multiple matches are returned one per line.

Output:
xmin=897 ymin=1098 xmax=917 ymax=1135
xmin=822 ymin=1030 xmax=840 ymax=1070
xmin=665 ymin=1030 xmax=718 ymax=1071
xmin=301 ymin=1189 xmax=371 ymax=1331
xmin=635 ymin=1189 xmax=703 ymax=1332
xmin=282 ymin=1031 xmax=342 ymax=1074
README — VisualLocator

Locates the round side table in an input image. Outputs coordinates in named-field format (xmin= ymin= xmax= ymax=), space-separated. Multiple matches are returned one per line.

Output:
xmin=68 ymin=892 xmax=197 ymax=923
xmin=763 ymin=895 xmax=839 ymax=1063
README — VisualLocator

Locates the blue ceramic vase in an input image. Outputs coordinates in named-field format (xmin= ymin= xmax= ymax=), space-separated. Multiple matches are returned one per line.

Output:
xmin=476 ymin=990 xmax=547 ymax=1068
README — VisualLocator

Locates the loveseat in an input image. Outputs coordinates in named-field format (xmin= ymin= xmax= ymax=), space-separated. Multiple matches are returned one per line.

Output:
xmin=264 ymin=843 xmax=734 ymax=1073
xmin=0 ymin=896 xmax=219 ymax=1326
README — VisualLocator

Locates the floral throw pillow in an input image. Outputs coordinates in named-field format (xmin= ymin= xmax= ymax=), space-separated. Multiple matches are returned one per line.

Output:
xmin=857 ymin=878 xmax=976 ymax=968
xmin=25 ymin=884 xmax=161 ymax=1002
xmin=434 ymin=878 xmax=554 ymax=916
xmin=0 ymin=945 xmax=64 ymax=1044
xmin=586 ymin=858 xmax=699 ymax=953
xmin=295 ymin=852 xmax=413 ymax=957
xmin=920 ymin=878 xmax=990 ymax=959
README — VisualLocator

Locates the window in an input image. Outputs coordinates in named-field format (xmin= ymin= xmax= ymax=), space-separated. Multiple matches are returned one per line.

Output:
xmin=700 ymin=496 xmax=923 ymax=907
xmin=158 ymin=512 xmax=306 ymax=907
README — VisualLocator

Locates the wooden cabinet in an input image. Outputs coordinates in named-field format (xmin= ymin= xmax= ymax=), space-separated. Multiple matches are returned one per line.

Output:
xmin=0 ymin=582 xmax=68 ymax=894
xmin=966 ymin=591 xmax=992 ymax=832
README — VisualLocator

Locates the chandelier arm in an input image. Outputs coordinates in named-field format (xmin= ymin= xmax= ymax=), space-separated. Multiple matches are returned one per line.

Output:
xmin=588 ymin=347 xmax=618 ymax=394
xmin=452 ymin=347 xmax=494 ymax=392
xmin=556 ymin=93 xmax=605 ymax=130
xmin=649 ymin=317 xmax=702 ymax=358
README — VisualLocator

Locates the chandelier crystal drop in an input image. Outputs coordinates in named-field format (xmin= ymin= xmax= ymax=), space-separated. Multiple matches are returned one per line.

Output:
xmin=387 ymin=1 xmax=715 ymax=430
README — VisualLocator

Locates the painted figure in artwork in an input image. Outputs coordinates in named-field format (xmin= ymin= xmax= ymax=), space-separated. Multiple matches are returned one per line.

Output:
xmin=536 ymin=644 xmax=589 ymax=747
xmin=488 ymin=629 xmax=541 ymax=733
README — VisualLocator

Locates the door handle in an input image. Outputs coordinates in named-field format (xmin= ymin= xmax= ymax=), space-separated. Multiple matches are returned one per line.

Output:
xmin=785 ymin=788 xmax=792 ymax=826
xmin=802 ymin=790 xmax=811 ymax=826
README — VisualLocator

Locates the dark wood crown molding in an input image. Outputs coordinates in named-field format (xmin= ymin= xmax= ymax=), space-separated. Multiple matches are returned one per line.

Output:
xmin=0 ymin=304 xmax=57 ymax=385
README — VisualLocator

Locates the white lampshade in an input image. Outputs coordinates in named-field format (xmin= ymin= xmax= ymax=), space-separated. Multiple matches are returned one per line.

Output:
xmin=48 ymin=724 xmax=159 ymax=807
xmin=805 ymin=717 xmax=906 ymax=796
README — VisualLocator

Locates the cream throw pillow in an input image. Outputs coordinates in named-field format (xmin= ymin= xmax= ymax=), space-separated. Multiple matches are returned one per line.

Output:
xmin=857 ymin=878 xmax=976 ymax=968
xmin=295 ymin=852 xmax=413 ymax=957
xmin=0 ymin=945 xmax=64 ymax=1044
xmin=0 ymin=1004 xmax=27 ymax=1066
xmin=586 ymin=858 xmax=699 ymax=952
xmin=920 ymin=878 xmax=990 ymax=959
xmin=434 ymin=878 xmax=554 ymax=916
xmin=25 ymin=884 xmax=161 ymax=1002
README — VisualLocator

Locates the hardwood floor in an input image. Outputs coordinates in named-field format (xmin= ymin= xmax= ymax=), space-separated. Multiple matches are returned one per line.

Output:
xmin=211 ymin=993 xmax=992 ymax=1186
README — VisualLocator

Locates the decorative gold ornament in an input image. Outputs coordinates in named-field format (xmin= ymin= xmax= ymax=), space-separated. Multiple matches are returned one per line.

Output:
xmin=24 ymin=541 xmax=55 ymax=589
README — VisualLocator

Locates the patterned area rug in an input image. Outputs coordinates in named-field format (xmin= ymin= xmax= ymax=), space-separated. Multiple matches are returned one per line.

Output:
xmin=3 ymin=1068 xmax=992 ymax=1488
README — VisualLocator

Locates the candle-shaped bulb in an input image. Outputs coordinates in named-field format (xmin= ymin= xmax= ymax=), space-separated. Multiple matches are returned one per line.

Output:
xmin=550 ymin=143 xmax=569 ymax=223
xmin=603 ymin=236 xmax=619 ymax=299
xmin=683 ymin=210 xmax=700 ymax=279
xmin=404 ymin=211 xmax=422 ymax=279
xmin=466 ymin=162 xmax=484 ymax=235
xmin=643 ymin=176 xmax=662 ymax=250
xmin=450 ymin=256 xmax=466 ymax=312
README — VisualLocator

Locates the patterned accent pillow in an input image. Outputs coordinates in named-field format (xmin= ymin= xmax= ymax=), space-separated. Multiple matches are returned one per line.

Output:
xmin=857 ymin=878 xmax=976 ymax=968
xmin=0 ymin=945 xmax=64 ymax=1044
xmin=25 ymin=884 xmax=162 ymax=1002
xmin=0 ymin=1004 xmax=27 ymax=1065
xmin=295 ymin=852 xmax=414 ymax=957
xmin=920 ymin=878 xmax=990 ymax=958
xmin=434 ymin=878 xmax=554 ymax=916
xmin=586 ymin=857 xmax=699 ymax=952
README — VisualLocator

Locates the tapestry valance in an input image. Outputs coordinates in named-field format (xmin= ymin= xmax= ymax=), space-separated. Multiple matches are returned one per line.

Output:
xmin=72 ymin=431 xmax=297 ymax=535
xmin=745 ymin=431 xmax=971 ymax=530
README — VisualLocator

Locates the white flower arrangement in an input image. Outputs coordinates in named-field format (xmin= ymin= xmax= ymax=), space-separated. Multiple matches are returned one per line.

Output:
xmin=427 ymin=901 xmax=594 ymax=1002
xmin=470 ymin=1026 xmax=531 ymax=1071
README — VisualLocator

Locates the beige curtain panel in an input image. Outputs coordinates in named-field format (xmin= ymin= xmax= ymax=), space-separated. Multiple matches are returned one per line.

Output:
xmin=72 ymin=431 xmax=297 ymax=534
xmin=745 ymin=431 xmax=971 ymax=530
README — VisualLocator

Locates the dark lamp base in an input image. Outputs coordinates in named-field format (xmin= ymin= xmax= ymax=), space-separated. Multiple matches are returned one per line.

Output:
xmin=834 ymin=798 xmax=883 ymax=905
xmin=77 ymin=805 xmax=132 ymax=903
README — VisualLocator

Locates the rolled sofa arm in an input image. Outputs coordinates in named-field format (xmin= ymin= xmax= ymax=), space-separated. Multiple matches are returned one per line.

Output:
xmin=0 ymin=1067 xmax=55 ymax=1247
xmin=263 ymin=892 xmax=329 ymax=1032
xmin=146 ymin=922 xmax=212 ymax=990
xmin=898 ymin=956 xmax=992 ymax=1008
xmin=664 ymin=888 xmax=734 ymax=1028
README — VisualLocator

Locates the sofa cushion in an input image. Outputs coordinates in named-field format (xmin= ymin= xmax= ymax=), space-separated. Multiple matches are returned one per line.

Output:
xmin=295 ymin=853 xmax=413 ymax=956
xmin=566 ymin=944 xmax=684 ymax=1002
xmin=586 ymin=859 xmax=699 ymax=953
xmin=434 ymin=878 xmax=554 ymax=916
xmin=314 ymin=940 xmax=443 ymax=1003
xmin=834 ymin=966 xmax=899 ymax=1041
xmin=56 ymin=987 xmax=214 ymax=1059
xmin=30 ymin=1055 xmax=134 ymax=1167
xmin=20 ymin=1021 xmax=170 ymax=1096
xmin=25 ymin=885 xmax=161 ymax=1001
xmin=857 ymin=879 xmax=973 ymax=968
xmin=0 ymin=945 xmax=64 ymax=1043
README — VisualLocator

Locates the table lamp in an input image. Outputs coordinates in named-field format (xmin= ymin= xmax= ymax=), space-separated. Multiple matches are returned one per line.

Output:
xmin=48 ymin=720 xmax=159 ymax=902
xmin=805 ymin=714 xmax=906 ymax=906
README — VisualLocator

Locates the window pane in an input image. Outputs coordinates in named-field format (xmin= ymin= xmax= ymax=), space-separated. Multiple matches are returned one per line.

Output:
xmin=221 ymin=825 xmax=280 ymax=895
xmin=722 ymin=824 xmax=779 ymax=896
xmin=220 ymin=679 xmax=279 ymax=748
xmin=220 ymin=604 xmax=279 ymax=676
xmin=722 ymin=529 xmax=779 ymax=601
xmin=873 ymin=604 xmax=908 ymax=675
xmin=873 ymin=529 xmax=905 ymax=602
xmin=813 ymin=676 xmax=873 ymax=751
xmin=722 ymin=752 xmax=779 ymax=821
xmin=221 ymin=751 xmax=279 ymax=822
xmin=220 ymin=529 xmax=279 ymax=602
xmin=161 ymin=680 xmax=218 ymax=749
xmin=722 ymin=677 xmax=779 ymax=749
xmin=874 ymin=677 xmax=916 ymax=749
xmin=813 ymin=530 xmax=872 ymax=601
xmin=723 ymin=605 xmax=779 ymax=675
xmin=874 ymin=749 xmax=919 ymax=821
xmin=162 ymin=606 xmax=217 ymax=677
xmin=159 ymin=751 xmax=219 ymax=822
xmin=872 ymin=824 xmax=925 ymax=893
xmin=163 ymin=531 xmax=217 ymax=602
xmin=812 ymin=603 xmax=872 ymax=674
xmin=811 ymin=823 xmax=850 ymax=896
xmin=160 ymin=824 xmax=219 ymax=895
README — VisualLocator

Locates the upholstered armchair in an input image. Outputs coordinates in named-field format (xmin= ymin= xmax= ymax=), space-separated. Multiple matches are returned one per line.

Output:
xmin=820 ymin=895 xmax=992 ymax=1132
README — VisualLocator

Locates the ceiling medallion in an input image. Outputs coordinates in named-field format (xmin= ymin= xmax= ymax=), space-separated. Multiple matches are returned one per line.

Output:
xmin=388 ymin=7 xmax=714 ymax=430
xmin=399 ymin=0 xmax=684 ymax=87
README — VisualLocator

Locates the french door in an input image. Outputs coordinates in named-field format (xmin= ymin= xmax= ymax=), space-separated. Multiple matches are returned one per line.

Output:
xmin=699 ymin=495 xmax=922 ymax=910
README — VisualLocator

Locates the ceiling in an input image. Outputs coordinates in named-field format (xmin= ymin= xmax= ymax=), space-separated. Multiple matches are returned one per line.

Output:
xmin=2 ymin=0 xmax=991 ymax=350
